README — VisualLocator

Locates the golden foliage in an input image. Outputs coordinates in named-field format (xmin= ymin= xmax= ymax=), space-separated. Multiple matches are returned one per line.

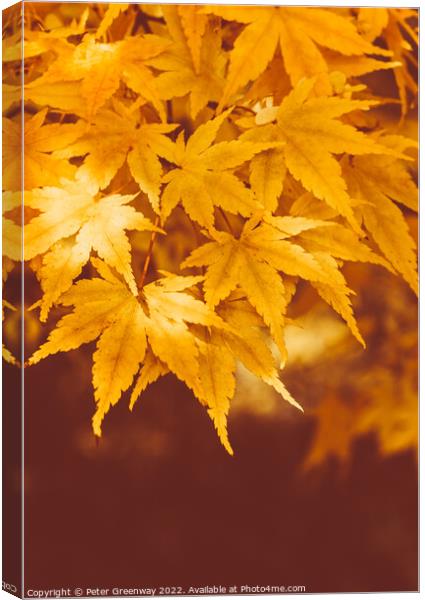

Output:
xmin=2 ymin=3 xmax=418 ymax=455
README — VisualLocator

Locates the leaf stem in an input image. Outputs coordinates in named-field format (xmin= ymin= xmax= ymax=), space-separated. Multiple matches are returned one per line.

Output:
xmin=138 ymin=215 xmax=160 ymax=290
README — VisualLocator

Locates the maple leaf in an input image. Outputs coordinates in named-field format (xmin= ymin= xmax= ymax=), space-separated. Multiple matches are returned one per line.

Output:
xmin=28 ymin=259 xmax=229 ymax=442
xmin=209 ymin=295 xmax=304 ymax=452
xmin=202 ymin=5 xmax=391 ymax=109
xmin=2 ymin=109 xmax=84 ymax=190
xmin=342 ymin=135 xmax=418 ymax=294
xmin=146 ymin=6 xmax=226 ymax=119
xmin=58 ymin=102 xmax=177 ymax=211
xmin=243 ymin=78 xmax=405 ymax=230
xmin=2 ymin=191 xmax=21 ymax=262
xmin=24 ymin=177 xmax=160 ymax=319
xmin=161 ymin=110 xmax=282 ymax=227
xmin=28 ymin=33 xmax=170 ymax=121
xmin=28 ymin=259 xmax=150 ymax=433
xmin=28 ymin=256 xmax=302 ymax=454
xmin=182 ymin=216 xmax=334 ymax=360
xmin=183 ymin=213 xmax=389 ymax=351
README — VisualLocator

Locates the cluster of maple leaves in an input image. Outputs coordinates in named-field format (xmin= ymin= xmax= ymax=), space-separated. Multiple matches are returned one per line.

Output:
xmin=2 ymin=4 xmax=418 ymax=454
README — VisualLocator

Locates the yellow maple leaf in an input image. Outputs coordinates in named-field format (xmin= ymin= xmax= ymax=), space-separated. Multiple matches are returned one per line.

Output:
xmin=161 ymin=110 xmax=282 ymax=227
xmin=342 ymin=137 xmax=418 ymax=294
xmin=2 ymin=108 xmax=84 ymax=190
xmin=146 ymin=6 xmax=226 ymax=119
xmin=182 ymin=213 xmax=389 ymax=352
xmin=202 ymin=5 xmax=391 ymax=109
xmin=27 ymin=253 xmax=303 ymax=454
xmin=58 ymin=102 xmax=177 ymax=211
xmin=244 ymin=78 xmax=404 ymax=230
xmin=2 ymin=191 xmax=21 ymax=261
xmin=28 ymin=33 xmax=170 ymax=121
xmin=28 ymin=259 xmax=230 ymax=442
xmin=193 ymin=295 xmax=304 ymax=455
xmin=24 ymin=177 xmax=160 ymax=318
xmin=182 ymin=216 xmax=332 ymax=360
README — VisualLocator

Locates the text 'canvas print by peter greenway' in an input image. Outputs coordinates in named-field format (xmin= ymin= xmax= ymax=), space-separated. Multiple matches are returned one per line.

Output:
xmin=2 ymin=2 xmax=419 ymax=598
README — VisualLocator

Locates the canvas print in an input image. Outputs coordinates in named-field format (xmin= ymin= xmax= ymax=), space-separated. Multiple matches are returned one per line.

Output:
xmin=2 ymin=2 xmax=418 ymax=597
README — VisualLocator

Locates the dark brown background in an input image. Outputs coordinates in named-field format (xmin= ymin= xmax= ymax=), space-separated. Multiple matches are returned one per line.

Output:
xmin=16 ymin=354 xmax=417 ymax=594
